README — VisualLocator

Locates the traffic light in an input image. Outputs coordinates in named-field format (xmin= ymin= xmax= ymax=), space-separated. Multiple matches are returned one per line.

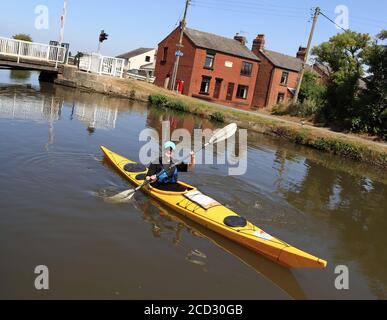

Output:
xmin=99 ymin=30 xmax=108 ymax=43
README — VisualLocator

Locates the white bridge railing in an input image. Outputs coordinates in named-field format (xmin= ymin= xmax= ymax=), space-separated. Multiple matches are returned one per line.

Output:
xmin=79 ymin=53 xmax=124 ymax=78
xmin=0 ymin=36 xmax=67 ymax=67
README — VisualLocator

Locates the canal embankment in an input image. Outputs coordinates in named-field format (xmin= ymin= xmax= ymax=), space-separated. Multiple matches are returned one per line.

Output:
xmin=54 ymin=65 xmax=387 ymax=169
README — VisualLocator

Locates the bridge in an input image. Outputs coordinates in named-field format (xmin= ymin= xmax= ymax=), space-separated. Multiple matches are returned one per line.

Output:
xmin=0 ymin=36 xmax=67 ymax=73
xmin=0 ymin=36 xmax=124 ymax=79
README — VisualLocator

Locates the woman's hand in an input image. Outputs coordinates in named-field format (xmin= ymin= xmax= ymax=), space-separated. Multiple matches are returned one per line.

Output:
xmin=146 ymin=175 xmax=157 ymax=182
xmin=189 ymin=151 xmax=196 ymax=169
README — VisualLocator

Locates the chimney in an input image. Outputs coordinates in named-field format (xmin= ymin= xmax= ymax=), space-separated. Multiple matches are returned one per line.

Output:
xmin=296 ymin=46 xmax=307 ymax=61
xmin=234 ymin=33 xmax=247 ymax=46
xmin=252 ymin=34 xmax=265 ymax=55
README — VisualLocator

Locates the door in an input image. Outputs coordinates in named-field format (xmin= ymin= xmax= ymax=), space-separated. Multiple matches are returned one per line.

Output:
xmin=226 ymin=82 xmax=234 ymax=101
xmin=213 ymin=79 xmax=222 ymax=99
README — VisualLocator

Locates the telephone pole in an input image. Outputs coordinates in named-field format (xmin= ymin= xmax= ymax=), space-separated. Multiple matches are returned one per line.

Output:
xmin=293 ymin=7 xmax=320 ymax=104
xmin=169 ymin=0 xmax=191 ymax=91
xmin=59 ymin=0 xmax=68 ymax=44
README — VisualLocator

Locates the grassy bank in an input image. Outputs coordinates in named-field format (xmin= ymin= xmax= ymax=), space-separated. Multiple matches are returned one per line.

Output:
xmin=147 ymin=93 xmax=387 ymax=168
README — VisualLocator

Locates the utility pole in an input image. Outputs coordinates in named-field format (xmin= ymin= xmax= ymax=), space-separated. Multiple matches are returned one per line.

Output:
xmin=169 ymin=0 xmax=191 ymax=91
xmin=59 ymin=0 xmax=68 ymax=44
xmin=293 ymin=6 xmax=320 ymax=104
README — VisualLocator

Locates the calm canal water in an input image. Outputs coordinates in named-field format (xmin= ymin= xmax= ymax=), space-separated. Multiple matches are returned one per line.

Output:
xmin=0 ymin=70 xmax=386 ymax=299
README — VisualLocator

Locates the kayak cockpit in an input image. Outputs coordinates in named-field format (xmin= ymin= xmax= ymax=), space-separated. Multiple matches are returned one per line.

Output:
xmin=150 ymin=183 xmax=194 ymax=193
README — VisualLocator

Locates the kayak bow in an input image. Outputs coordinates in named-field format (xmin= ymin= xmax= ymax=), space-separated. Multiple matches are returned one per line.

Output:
xmin=101 ymin=146 xmax=327 ymax=269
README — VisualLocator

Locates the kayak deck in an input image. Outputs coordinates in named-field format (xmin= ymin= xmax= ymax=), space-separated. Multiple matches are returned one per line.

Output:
xmin=101 ymin=146 xmax=327 ymax=269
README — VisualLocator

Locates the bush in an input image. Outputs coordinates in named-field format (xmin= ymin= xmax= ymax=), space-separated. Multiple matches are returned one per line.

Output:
xmin=148 ymin=94 xmax=188 ymax=112
xmin=210 ymin=112 xmax=225 ymax=122
xmin=271 ymin=103 xmax=288 ymax=115
xmin=165 ymin=100 xmax=186 ymax=111
xmin=272 ymin=100 xmax=320 ymax=118
xmin=295 ymin=131 xmax=309 ymax=144
xmin=12 ymin=33 xmax=32 ymax=42
xmin=312 ymin=138 xmax=329 ymax=150
xmin=148 ymin=94 xmax=168 ymax=106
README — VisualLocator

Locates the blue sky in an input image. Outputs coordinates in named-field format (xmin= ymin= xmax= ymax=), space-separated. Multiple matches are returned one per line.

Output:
xmin=1 ymin=0 xmax=386 ymax=57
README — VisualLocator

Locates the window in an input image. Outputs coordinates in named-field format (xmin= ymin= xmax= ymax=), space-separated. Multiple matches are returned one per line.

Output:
xmin=162 ymin=47 xmax=168 ymax=62
xmin=236 ymin=85 xmax=248 ymax=99
xmin=200 ymin=76 xmax=211 ymax=94
xmin=277 ymin=92 xmax=285 ymax=104
xmin=280 ymin=71 xmax=289 ymax=85
xmin=240 ymin=62 xmax=253 ymax=76
xmin=204 ymin=50 xmax=215 ymax=69
xmin=145 ymin=55 xmax=151 ymax=62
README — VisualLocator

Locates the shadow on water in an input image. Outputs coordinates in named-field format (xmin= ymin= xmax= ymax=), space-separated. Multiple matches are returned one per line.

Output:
xmin=101 ymin=159 xmax=306 ymax=300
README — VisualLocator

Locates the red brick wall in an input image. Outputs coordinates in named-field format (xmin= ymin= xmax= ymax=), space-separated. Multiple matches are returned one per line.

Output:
xmin=154 ymin=28 xmax=259 ymax=109
xmin=252 ymin=52 xmax=274 ymax=108
xmin=266 ymin=68 xmax=298 ymax=108
xmin=252 ymin=52 xmax=299 ymax=109
xmin=189 ymin=49 xmax=258 ymax=108
xmin=154 ymin=28 xmax=196 ymax=94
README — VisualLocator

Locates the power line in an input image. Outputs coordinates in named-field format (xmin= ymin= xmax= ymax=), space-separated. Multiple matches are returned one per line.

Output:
xmin=349 ymin=18 xmax=386 ymax=30
xmin=192 ymin=0 xmax=309 ymax=12
xmin=191 ymin=3 xmax=306 ymax=19
xmin=319 ymin=10 xmax=348 ymax=32
xmin=350 ymin=14 xmax=387 ymax=24
xmin=191 ymin=0 xmax=307 ymax=15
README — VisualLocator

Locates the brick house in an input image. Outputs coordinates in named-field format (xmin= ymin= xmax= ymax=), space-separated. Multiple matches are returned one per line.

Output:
xmin=251 ymin=34 xmax=308 ymax=109
xmin=154 ymin=27 xmax=260 ymax=109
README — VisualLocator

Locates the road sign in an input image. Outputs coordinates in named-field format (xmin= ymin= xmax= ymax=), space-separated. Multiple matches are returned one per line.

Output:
xmin=175 ymin=50 xmax=184 ymax=57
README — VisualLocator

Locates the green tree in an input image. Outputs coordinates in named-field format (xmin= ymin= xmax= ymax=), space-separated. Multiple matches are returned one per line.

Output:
xmin=312 ymin=31 xmax=372 ymax=128
xmin=299 ymin=70 xmax=326 ymax=105
xmin=355 ymin=30 xmax=387 ymax=138
xmin=12 ymin=34 xmax=32 ymax=42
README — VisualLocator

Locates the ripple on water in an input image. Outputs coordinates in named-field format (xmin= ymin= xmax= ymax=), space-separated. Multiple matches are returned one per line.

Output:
xmin=186 ymin=249 xmax=207 ymax=267
xmin=4 ymin=151 xmax=101 ymax=190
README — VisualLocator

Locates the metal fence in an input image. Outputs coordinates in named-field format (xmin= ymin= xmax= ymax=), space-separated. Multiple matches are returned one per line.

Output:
xmin=0 ymin=36 xmax=67 ymax=66
xmin=79 ymin=53 xmax=124 ymax=78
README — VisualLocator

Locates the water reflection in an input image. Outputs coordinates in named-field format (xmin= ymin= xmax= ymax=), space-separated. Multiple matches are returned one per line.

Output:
xmin=9 ymin=70 xmax=32 ymax=81
xmin=131 ymin=194 xmax=307 ymax=300
xmin=71 ymin=102 xmax=118 ymax=131
xmin=282 ymin=161 xmax=387 ymax=298
xmin=0 ymin=89 xmax=61 ymax=122
xmin=0 ymin=85 xmax=122 ymax=142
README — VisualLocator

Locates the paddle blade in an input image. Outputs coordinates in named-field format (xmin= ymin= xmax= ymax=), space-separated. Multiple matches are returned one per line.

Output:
xmin=209 ymin=123 xmax=238 ymax=144
xmin=105 ymin=189 xmax=135 ymax=203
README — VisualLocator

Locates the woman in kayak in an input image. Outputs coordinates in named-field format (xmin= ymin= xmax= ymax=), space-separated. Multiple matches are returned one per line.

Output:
xmin=145 ymin=141 xmax=195 ymax=192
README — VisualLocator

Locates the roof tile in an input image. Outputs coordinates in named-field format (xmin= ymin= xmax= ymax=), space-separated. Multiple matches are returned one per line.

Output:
xmin=185 ymin=28 xmax=260 ymax=61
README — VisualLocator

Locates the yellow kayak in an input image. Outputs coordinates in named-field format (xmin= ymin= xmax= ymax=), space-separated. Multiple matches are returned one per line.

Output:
xmin=101 ymin=146 xmax=327 ymax=269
